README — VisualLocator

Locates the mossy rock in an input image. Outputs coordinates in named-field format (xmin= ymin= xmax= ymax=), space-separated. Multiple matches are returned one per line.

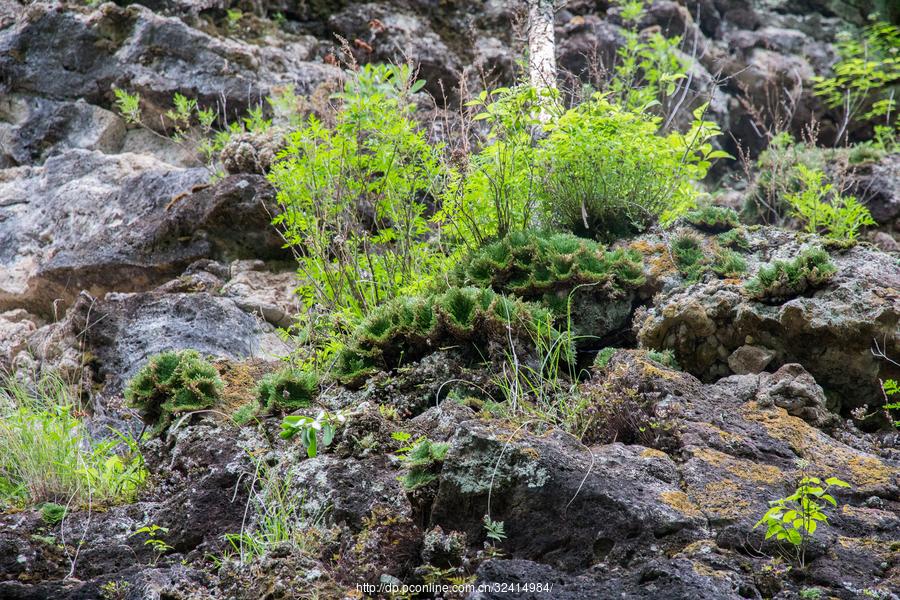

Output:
xmin=671 ymin=232 xmax=748 ymax=283
xmin=744 ymin=247 xmax=837 ymax=303
xmin=336 ymin=286 xmax=560 ymax=385
xmin=125 ymin=349 xmax=223 ymax=429
xmin=683 ymin=206 xmax=740 ymax=233
xmin=256 ymin=367 xmax=318 ymax=413
xmin=451 ymin=230 xmax=644 ymax=338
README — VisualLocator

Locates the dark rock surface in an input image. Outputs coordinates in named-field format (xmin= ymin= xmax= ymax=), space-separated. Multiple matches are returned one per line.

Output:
xmin=0 ymin=1 xmax=897 ymax=599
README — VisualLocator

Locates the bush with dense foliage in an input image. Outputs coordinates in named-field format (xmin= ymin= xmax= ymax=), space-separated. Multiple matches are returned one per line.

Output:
xmin=812 ymin=21 xmax=899 ymax=143
xmin=269 ymin=64 xmax=448 ymax=329
xmin=125 ymin=350 xmax=223 ymax=429
xmin=744 ymin=248 xmax=837 ymax=302
xmin=784 ymin=165 xmax=876 ymax=241
xmin=536 ymin=99 xmax=726 ymax=241
xmin=335 ymin=286 xmax=559 ymax=384
xmin=451 ymin=230 xmax=644 ymax=318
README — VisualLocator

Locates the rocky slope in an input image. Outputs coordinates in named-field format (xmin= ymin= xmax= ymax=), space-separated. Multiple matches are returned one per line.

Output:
xmin=0 ymin=1 xmax=898 ymax=599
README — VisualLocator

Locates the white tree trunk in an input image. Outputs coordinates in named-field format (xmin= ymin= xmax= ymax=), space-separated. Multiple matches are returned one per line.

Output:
xmin=528 ymin=0 xmax=557 ymax=95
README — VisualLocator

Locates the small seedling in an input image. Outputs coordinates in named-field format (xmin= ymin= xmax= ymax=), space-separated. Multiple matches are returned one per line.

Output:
xmin=754 ymin=469 xmax=850 ymax=568
xmin=280 ymin=410 xmax=347 ymax=458
xmin=483 ymin=514 xmax=506 ymax=543
xmin=132 ymin=524 xmax=174 ymax=566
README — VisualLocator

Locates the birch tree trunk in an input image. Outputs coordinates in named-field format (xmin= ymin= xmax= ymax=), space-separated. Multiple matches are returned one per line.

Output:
xmin=527 ymin=0 xmax=557 ymax=96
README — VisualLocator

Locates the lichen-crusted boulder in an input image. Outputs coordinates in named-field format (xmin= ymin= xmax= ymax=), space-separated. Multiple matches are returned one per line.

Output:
xmin=0 ymin=151 xmax=287 ymax=316
xmin=636 ymin=236 xmax=900 ymax=412
xmin=0 ymin=3 xmax=338 ymax=125
xmin=220 ymin=129 xmax=286 ymax=175
xmin=82 ymin=290 xmax=290 ymax=390
xmin=0 ymin=95 xmax=126 ymax=167
xmin=589 ymin=351 xmax=900 ymax=595
xmin=430 ymin=421 xmax=706 ymax=572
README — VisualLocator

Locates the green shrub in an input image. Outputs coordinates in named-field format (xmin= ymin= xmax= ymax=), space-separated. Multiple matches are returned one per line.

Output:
xmin=744 ymin=248 xmax=837 ymax=302
xmin=440 ymin=87 xmax=727 ymax=246
xmin=747 ymin=132 xmax=889 ymax=225
xmin=812 ymin=21 xmax=900 ymax=142
xmin=256 ymin=368 xmax=318 ymax=413
xmin=270 ymin=64 xmax=448 ymax=329
xmin=124 ymin=350 xmax=223 ymax=429
xmin=537 ymin=99 xmax=726 ymax=241
xmin=608 ymin=0 xmax=689 ymax=113
xmin=683 ymin=206 xmax=740 ymax=233
xmin=397 ymin=437 xmax=449 ymax=490
xmin=336 ymin=287 xmax=559 ymax=384
xmin=0 ymin=374 xmax=145 ymax=507
xmin=785 ymin=165 xmax=876 ymax=241
xmin=452 ymin=230 xmax=644 ymax=336
xmin=438 ymin=84 xmax=553 ymax=248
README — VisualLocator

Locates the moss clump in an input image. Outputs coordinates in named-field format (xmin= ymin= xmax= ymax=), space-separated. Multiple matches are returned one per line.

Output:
xmin=399 ymin=438 xmax=449 ymax=490
xmin=336 ymin=287 xmax=559 ymax=384
xmin=671 ymin=233 xmax=747 ymax=282
xmin=125 ymin=350 xmax=223 ymax=429
xmin=716 ymin=227 xmax=750 ymax=251
xmin=684 ymin=206 xmax=740 ymax=232
xmin=711 ymin=248 xmax=747 ymax=278
xmin=646 ymin=349 xmax=680 ymax=370
xmin=744 ymin=248 xmax=837 ymax=303
xmin=256 ymin=367 xmax=318 ymax=413
xmin=671 ymin=233 xmax=706 ymax=281
xmin=594 ymin=347 xmax=618 ymax=369
xmin=452 ymin=230 xmax=645 ymax=316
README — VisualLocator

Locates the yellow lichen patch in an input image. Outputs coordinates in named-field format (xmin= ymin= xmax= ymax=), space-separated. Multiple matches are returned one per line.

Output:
xmin=741 ymin=402 xmax=898 ymax=493
xmin=837 ymin=536 xmax=899 ymax=560
xmin=840 ymin=504 xmax=899 ymax=528
xmin=695 ymin=422 xmax=745 ymax=445
xmin=691 ymin=560 xmax=730 ymax=580
xmin=212 ymin=358 xmax=274 ymax=417
xmin=847 ymin=455 xmax=893 ymax=489
xmin=692 ymin=479 xmax=750 ymax=519
xmin=637 ymin=358 xmax=681 ymax=381
xmin=628 ymin=240 xmax=667 ymax=256
xmin=641 ymin=448 xmax=669 ymax=460
xmin=650 ymin=252 xmax=678 ymax=278
xmin=675 ymin=539 xmax=719 ymax=558
xmin=520 ymin=446 xmax=541 ymax=461
xmin=692 ymin=447 xmax=783 ymax=485
xmin=660 ymin=490 xmax=704 ymax=518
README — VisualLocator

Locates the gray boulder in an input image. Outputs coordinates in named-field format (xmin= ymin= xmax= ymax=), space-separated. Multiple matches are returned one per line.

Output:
xmin=82 ymin=290 xmax=291 ymax=389
xmin=0 ymin=150 xmax=286 ymax=317
xmin=636 ymin=233 xmax=900 ymax=412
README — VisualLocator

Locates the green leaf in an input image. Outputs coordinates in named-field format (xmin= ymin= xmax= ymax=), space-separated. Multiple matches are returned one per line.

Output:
xmin=825 ymin=477 xmax=850 ymax=488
